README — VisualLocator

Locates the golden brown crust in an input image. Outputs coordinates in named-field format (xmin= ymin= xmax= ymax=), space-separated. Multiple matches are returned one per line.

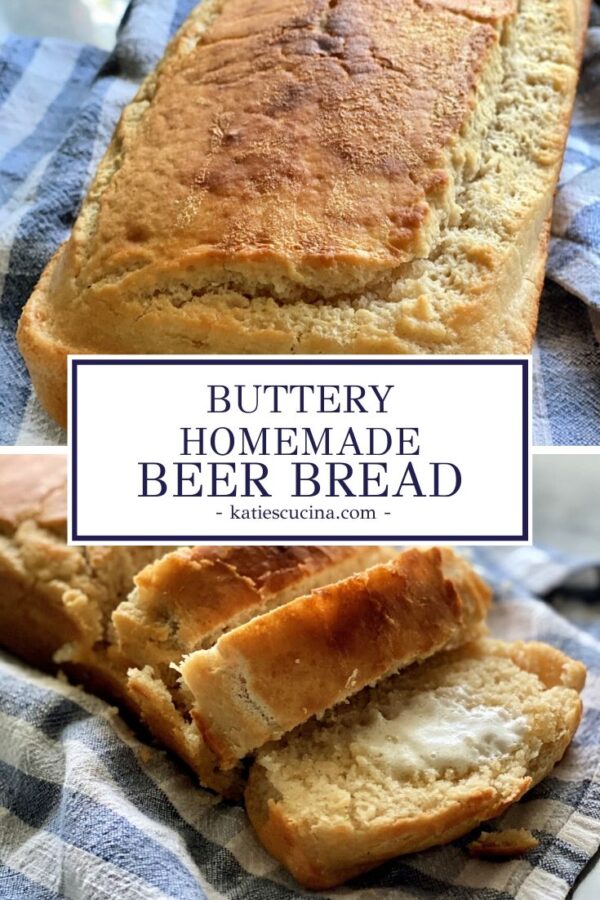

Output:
xmin=0 ymin=540 xmax=89 ymax=668
xmin=34 ymin=0 xmax=499 ymax=296
xmin=478 ymin=638 xmax=587 ymax=692
xmin=17 ymin=254 xmax=71 ymax=428
xmin=113 ymin=545 xmax=395 ymax=680
xmin=16 ymin=0 xmax=588 ymax=427
xmin=248 ymin=779 xmax=531 ymax=889
xmin=181 ymin=547 xmax=491 ymax=767
xmin=245 ymin=640 xmax=585 ymax=889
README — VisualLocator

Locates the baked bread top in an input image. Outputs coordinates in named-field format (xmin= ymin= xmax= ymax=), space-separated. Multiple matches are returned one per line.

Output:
xmin=46 ymin=0 xmax=506 ymax=304
xmin=18 ymin=0 xmax=588 ymax=426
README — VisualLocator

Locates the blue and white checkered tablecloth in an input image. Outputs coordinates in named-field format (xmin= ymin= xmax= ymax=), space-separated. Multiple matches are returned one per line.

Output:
xmin=0 ymin=0 xmax=599 ymax=445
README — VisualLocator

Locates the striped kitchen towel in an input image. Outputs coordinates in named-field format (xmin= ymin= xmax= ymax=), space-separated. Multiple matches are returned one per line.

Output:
xmin=1 ymin=547 xmax=599 ymax=900
xmin=0 ymin=0 xmax=599 ymax=446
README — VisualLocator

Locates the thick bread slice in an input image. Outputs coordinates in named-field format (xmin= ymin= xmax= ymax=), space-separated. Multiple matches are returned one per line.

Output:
xmin=180 ymin=548 xmax=491 ymax=768
xmin=245 ymin=639 xmax=586 ymax=889
xmin=0 ymin=455 xmax=164 ymax=668
xmin=113 ymin=545 xmax=394 ymax=684
xmin=114 ymin=545 xmax=393 ymax=794
xmin=17 ymin=0 xmax=589 ymax=427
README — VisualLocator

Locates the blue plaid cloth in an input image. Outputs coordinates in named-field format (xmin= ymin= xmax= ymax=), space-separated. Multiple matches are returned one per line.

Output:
xmin=0 ymin=1 xmax=599 ymax=445
xmin=1 ymin=546 xmax=599 ymax=899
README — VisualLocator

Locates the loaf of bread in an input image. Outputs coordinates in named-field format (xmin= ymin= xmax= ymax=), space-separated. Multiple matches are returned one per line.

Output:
xmin=180 ymin=547 xmax=491 ymax=768
xmin=0 ymin=508 xmax=393 ymax=795
xmin=17 ymin=0 xmax=589 ymax=427
xmin=113 ymin=545 xmax=393 ymax=793
xmin=245 ymin=639 xmax=586 ymax=889
xmin=0 ymin=473 xmax=587 ymax=882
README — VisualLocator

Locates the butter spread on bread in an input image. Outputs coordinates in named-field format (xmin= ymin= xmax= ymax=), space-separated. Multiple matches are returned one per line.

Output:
xmin=246 ymin=639 xmax=586 ymax=889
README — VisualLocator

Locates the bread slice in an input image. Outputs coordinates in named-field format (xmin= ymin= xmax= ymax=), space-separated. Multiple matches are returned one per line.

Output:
xmin=113 ymin=545 xmax=394 ymax=685
xmin=17 ymin=0 xmax=589 ymax=427
xmin=245 ymin=639 xmax=586 ymax=889
xmin=123 ymin=663 xmax=242 ymax=797
xmin=180 ymin=547 xmax=491 ymax=768
xmin=113 ymin=545 xmax=394 ymax=794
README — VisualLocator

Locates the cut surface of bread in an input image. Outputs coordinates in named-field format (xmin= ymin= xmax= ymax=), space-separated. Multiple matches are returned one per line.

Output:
xmin=180 ymin=547 xmax=491 ymax=768
xmin=245 ymin=639 xmax=586 ymax=889
xmin=125 ymin=663 xmax=244 ymax=797
xmin=17 ymin=0 xmax=589 ymax=426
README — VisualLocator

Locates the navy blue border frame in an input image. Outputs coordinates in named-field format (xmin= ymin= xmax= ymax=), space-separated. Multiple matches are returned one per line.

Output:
xmin=70 ymin=358 xmax=529 ymax=543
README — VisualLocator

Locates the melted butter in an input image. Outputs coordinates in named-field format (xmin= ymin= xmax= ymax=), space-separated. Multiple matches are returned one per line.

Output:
xmin=350 ymin=690 xmax=528 ymax=778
